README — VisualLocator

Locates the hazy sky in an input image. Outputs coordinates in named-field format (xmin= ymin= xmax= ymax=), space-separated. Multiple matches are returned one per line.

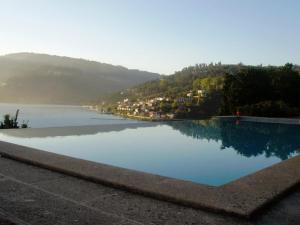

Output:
xmin=0 ymin=0 xmax=299 ymax=74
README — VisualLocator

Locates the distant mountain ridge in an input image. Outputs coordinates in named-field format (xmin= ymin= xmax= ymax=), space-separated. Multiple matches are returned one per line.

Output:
xmin=0 ymin=53 xmax=160 ymax=104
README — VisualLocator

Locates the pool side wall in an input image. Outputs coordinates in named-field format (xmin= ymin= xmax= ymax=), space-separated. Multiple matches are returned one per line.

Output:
xmin=217 ymin=116 xmax=300 ymax=124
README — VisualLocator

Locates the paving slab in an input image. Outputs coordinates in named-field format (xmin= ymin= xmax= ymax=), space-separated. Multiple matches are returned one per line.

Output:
xmin=0 ymin=179 xmax=142 ymax=225
xmin=0 ymin=175 xmax=6 ymax=182
xmin=35 ymin=176 xmax=118 ymax=203
xmin=0 ymin=157 xmax=65 ymax=184
xmin=32 ymin=175 xmax=240 ymax=225
xmin=254 ymin=188 xmax=300 ymax=225
xmin=0 ymin=209 xmax=28 ymax=225
xmin=0 ymin=218 xmax=15 ymax=225
xmin=85 ymin=182 xmax=300 ymax=225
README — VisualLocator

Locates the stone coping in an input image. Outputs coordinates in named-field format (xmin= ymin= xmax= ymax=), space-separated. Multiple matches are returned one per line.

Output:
xmin=217 ymin=116 xmax=300 ymax=125
xmin=0 ymin=141 xmax=299 ymax=218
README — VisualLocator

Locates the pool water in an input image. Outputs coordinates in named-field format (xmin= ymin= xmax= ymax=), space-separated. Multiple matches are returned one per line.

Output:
xmin=0 ymin=104 xmax=299 ymax=186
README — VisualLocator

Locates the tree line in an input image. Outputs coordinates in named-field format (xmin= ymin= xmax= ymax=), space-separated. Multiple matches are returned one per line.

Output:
xmin=102 ymin=63 xmax=300 ymax=118
xmin=221 ymin=63 xmax=300 ymax=117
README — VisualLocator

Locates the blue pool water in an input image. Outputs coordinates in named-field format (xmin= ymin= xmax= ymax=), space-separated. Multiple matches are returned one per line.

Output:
xmin=0 ymin=104 xmax=299 ymax=186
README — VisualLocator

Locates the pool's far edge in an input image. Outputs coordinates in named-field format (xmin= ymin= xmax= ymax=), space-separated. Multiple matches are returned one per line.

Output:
xmin=0 ymin=140 xmax=299 ymax=218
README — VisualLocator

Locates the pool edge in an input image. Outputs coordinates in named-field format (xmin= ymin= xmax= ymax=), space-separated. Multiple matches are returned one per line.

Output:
xmin=217 ymin=116 xmax=300 ymax=124
xmin=0 ymin=140 xmax=299 ymax=218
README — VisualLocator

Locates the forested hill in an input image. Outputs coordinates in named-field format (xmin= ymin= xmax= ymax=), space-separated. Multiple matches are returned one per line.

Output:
xmin=0 ymin=53 xmax=160 ymax=104
xmin=103 ymin=63 xmax=300 ymax=118
xmin=104 ymin=63 xmax=249 ymax=102
xmin=105 ymin=63 xmax=300 ymax=103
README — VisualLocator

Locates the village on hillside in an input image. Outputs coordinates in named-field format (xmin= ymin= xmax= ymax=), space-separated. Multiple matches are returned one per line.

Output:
xmin=111 ymin=89 xmax=208 ymax=120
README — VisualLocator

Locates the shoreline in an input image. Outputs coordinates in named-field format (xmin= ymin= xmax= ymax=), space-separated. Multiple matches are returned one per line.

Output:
xmin=114 ymin=113 xmax=300 ymax=124
xmin=114 ymin=113 xmax=183 ymax=122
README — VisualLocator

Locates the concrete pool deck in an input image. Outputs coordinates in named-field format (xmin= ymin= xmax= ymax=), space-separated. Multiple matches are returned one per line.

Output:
xmin=0 ymin=153 xmax=299 ymax=225
xmin=0 ymin=140 xmax=299 ymax=221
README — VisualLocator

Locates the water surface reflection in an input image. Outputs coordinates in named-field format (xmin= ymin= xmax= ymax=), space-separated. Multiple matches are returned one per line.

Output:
xmin=0 ymin=118 xmax=299 ymax=186
xmin=167 ymin=119 xmax=300 ymax=160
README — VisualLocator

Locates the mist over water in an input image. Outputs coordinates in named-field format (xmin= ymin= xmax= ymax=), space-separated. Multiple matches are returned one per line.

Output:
xmin=0 ymin=103 xmax=140 ymax=128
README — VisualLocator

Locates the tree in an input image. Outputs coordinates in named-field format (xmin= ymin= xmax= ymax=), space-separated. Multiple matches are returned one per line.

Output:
xmin=220 ymin=64 xmax=300 ymax=116
xmin=159 ymin=102 xmax=172 ymax=113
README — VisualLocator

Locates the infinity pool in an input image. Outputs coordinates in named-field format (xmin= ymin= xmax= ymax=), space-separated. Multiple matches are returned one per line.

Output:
xmin=0 ymin=116 xmax=299 ymax=186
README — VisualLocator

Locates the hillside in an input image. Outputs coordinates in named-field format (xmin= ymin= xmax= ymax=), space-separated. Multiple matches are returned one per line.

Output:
xmin=103 ymin=63 xmax=244 ymax=104
xmin=102 ymin=63 xmax=300 ymax=118
xmin=105 ymin=63 xmax=300 ymax=102
xmin=0 ymin=53 xmax=160 ymax=104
